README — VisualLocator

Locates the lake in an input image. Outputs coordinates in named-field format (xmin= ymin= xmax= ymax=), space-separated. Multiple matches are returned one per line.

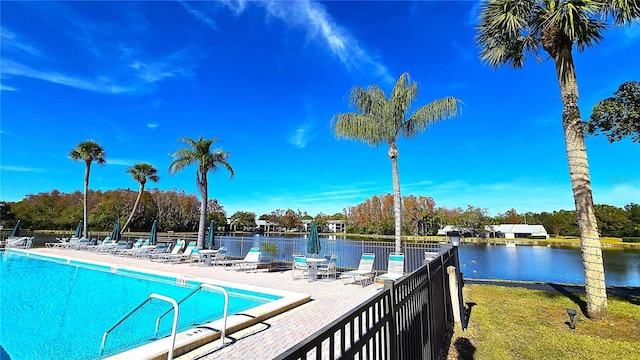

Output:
xmin=217 ymin=235 xmax=640 ymax=287
xmin=457 ymin=243 xmax=640 ymax=287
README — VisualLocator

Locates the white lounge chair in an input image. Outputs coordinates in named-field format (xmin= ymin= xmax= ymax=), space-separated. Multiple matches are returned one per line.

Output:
xmin=224 ymin=247 xmax=261 ymax=271
xmin=292 ymin=254 xmax=309 ymax=280
xmin=340 ymin=253 xmax=376 ymax=286
xmin=375 ymin=252 xmax=405 ymax=286
xmin=149 ymin=241 xmax=183 ymax=261
xmin=162 ymin=241 xmax=196 ymax=263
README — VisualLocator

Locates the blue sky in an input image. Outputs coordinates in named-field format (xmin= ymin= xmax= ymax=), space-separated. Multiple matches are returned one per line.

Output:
xmin=1 ymin=1 xmax=639 ymax=218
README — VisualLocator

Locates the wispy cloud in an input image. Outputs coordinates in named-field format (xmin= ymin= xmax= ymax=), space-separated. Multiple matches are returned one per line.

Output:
xmin=1 ymin=166 xmax=43 ymax=172
xmin=182 ymin=0 xmax=393 ymax=84
xmin=2 ymin=59 xmax=134 ymax=94
xmin=0 ymin=83 xmax=17 ymax=92
xmin=107 ymin=159 xmax=136 ymax=166
xmin=1 ymin=26 xmax=43 ymax=58
xmin=288 ymin=124 xmax=312 ymax=148
xmin=178 ymin=1 xmax=218 ymax=31
xmin=147 ymin=122 xmax=159 ymax=129
xmin=260 ymin=0 xmax=393 ymax=84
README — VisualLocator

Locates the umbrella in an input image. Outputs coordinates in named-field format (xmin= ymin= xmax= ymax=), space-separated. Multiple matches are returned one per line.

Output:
xmin=110 ymin=221 xmax=121 ymax=241
xmin=73 ymin=221 xmax=82 ymax=238
xmin=306 ymin=220 xmax=321 ymax=257
xmin=10 ymin=220 xmax=21 ymax=238
xmin=149 ymin=220 xmax=157 ymax=245
xmin=206 ymin=220 xmax=215 ymax=249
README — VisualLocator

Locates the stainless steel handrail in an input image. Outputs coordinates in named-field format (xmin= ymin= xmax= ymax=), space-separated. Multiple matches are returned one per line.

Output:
xmin=154 ymin=284 xmax=229 ymax=346
xmin=100 ymin=293 xmax=180 ymax=360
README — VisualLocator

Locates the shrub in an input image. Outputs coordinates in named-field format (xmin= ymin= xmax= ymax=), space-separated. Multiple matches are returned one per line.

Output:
xmin=622 ymin=237 xmax=640 ymax=243
xmin=528 ymin=235 xmax=548 ymax=239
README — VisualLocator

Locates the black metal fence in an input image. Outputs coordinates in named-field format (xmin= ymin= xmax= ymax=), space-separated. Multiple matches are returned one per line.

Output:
xmin=275 ymin=248 xmax=459 ymax=360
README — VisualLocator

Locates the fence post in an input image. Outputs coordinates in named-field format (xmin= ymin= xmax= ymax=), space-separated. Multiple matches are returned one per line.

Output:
xmin=447 ymin=266 xmax=462 ymax=325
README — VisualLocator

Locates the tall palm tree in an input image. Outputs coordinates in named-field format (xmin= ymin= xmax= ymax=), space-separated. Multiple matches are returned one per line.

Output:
xmin=169 ymin=137 xmax=234 ymax=248
xmin=476 ymin=0 xmax=639 ymax=318
xmin=121 ymin=163 xmax=159 ymax=234
xmin=69 ymin=140 xmax=106 ymax=238
xmin=332 ymin=72 xmax=460 ymax=252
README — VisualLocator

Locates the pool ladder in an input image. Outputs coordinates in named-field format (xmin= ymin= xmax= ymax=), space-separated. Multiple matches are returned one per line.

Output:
xmin=100 ymin=284 xmax=229 ymax=359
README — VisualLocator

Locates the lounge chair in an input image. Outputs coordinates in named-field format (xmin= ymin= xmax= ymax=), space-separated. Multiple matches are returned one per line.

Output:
xmin=375 ymin=252 xmax=405 ymax=286
xmin=340 ymin=253 xmax=376 ymax=286
xmin=162 ymin=241 xmax=196 ymax=263
xmin=46 ymin=238 xmax=69 ymax=248
xmin=317 ymin=254 xmax=338 ymax=280
xmin=143 ymin=242 xmax=171 ymax=259
xmin=149 ymin=240 xmax=183 ymax=261
xmin=291 ymin=254 xmax=309 ymax=280
xmin=224 ymin=247 xmax=261 ymax=271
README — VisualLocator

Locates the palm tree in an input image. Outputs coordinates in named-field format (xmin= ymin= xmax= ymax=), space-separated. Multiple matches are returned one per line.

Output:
xmin=69 ymin=140 xmax=106 ymax=238
xmin=169 ymin=137 xmax=234 ymax=248
xmin=121 ymin=163 xmax=159 ymax=234
xmin=476 ymin=0 xmax=639 ymax=318
xmin=332 ymin=72 xmax=460 ymax=252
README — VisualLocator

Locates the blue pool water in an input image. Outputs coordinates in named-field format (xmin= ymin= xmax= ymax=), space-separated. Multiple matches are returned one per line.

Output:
xmin=0 ymin=251 xmax=280 ymax=359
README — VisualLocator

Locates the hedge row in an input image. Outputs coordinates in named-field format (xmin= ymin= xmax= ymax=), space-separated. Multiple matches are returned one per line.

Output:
xmin=622 ymin=237 xmax=640 ymax=243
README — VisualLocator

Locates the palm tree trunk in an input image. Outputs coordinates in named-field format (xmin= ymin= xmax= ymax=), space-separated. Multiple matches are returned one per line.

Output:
xmin=198 ymin=171 xmax=208 ymax=249
xmin=121 ymin=183 xmax=144 ymax=234
xmin=555 ymin=46 xmax=607 ymax=318
xmin=83 ymin=161 xmax=91 ymax=238
xmin=388 ymin=142 xmax=402 ymax=253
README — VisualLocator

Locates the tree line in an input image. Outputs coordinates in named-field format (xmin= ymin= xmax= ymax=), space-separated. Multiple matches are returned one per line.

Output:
xmin=3 ymin=189 xmax=637 ymax=239
xmin=345 ymin=194 xmax=639 ymax=239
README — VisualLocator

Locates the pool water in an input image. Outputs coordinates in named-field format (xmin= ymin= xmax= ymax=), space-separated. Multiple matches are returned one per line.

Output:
xmin=0 ymin=251 xmax=280 ymax=359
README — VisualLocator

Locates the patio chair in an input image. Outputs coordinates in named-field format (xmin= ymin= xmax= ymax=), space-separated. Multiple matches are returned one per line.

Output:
xmin=292 ymin=255 xmax=309 ymax=280
xmin=340 ymin=253 xmax=376 ymax=286
xmin=224 ymin=247 xmax=261 ymax=271
xmin=317 ymin=254 xmax=338 ymax=280
xmin=212 ymin=247 xmax=228 ymax=266
xmin=375 ymin=252 xmax=405 ymax=286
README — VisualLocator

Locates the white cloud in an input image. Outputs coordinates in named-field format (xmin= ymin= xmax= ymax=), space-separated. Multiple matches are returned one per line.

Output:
xmin=2 ymin=59 xmax=134 ymax=94
xmin=0 ymin=166 xmax=43 ymax=172
xmin=178 ymin=1 xmax=219 ymax=31
xmin=147 ymin=122 xmax=159 ymax=129
xmin=107 ymin=159 xmax=136 ymax=166
xmin=183 ymin=0 xmax=393 ymax=84
xmin=0 ymin=83 xmax=17 ymax=91
xmin=289 ymin=124 xmax=311 ymax=148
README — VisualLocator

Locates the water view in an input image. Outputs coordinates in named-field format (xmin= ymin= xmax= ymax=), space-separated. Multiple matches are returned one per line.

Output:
xmin=456 ymin=244 xmax=640 ymax=287
xmin=218 ymin=235 xmax=640 ymax=287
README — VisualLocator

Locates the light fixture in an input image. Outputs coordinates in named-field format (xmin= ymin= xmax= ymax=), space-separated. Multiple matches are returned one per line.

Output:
xmin=567 ymin=308 xmax=577 ymax=330
xmin=448 ymin=231 xmax=461 ymax=247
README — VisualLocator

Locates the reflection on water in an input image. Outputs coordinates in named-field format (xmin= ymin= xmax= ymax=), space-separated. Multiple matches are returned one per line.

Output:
xmin=458 ymin=244 xmax=640 ymax=286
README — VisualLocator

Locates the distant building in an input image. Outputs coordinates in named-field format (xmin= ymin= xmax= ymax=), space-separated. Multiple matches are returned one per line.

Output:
xmin=327 ymin=220 xmax=346 ymax=233
xmin=437 ymin=224 xmax=549 ymax=239
xmin=302 ymin=219 xmax=346 ymax=233
xmin=255 ymin=219 xmax=278 ymax=232
xmin=491 ymin=224 xmax=549 ymax=239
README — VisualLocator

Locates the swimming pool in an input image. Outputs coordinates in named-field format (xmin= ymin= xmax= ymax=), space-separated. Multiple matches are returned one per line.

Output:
xmin=0 ymin=250 xmax=308 ymax=359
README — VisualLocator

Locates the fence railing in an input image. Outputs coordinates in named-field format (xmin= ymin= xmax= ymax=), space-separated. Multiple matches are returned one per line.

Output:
xmin=275 ymin=247 xmax=459 ymax=360
xmin=24 ymin=232 xmax=450 ymax=273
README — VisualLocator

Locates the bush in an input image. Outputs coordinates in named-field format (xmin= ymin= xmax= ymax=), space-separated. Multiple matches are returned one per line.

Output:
xmin=622 ymin=237 xmax=640 ymax=243
xmin=528 ymin=235 xmax=548 ymax=239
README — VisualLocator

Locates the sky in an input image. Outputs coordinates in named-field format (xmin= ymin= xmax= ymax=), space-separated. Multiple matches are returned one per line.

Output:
xmin=1 ymin=1 xmax=639 ymax=219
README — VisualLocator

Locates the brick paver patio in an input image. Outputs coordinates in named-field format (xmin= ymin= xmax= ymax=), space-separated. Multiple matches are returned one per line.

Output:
xmin=31 ymin=248 xmax=379 ymax=360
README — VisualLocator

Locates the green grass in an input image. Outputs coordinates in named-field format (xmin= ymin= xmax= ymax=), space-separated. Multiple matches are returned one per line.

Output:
xmin=445 ymin=285 xmax=640 ymax=360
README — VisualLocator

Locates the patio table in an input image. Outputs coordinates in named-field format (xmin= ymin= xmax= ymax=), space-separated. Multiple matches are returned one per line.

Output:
xmin=306 ymin=258 xmax=328 ymax=282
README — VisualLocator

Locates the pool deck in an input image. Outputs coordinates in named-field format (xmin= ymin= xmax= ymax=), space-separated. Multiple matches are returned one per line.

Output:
xmin=29 ymin=248 xmax=379 ymax=360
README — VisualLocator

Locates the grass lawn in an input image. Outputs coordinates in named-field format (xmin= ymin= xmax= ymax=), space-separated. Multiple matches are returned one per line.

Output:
xmin=444 ymin=284 xmax=640 ymax=360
